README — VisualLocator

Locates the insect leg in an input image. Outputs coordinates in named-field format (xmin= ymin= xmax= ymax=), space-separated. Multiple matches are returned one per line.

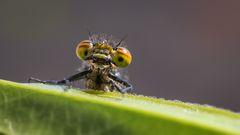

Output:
xmin=28 ymin=77 xmax=53 ymax=84
xmin=62 ymin=70 xmax=92 ymax=83
xmin=108 ymin=73 xmax=133 ymax=93
xmin=109 ymin=80 xmax=123 ymax=93
xmin=28 ymin=70 xmax=92 ymax=85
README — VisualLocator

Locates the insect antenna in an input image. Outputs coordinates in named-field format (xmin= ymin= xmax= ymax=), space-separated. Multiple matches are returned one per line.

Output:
xmin=114 ymin=35 xmax=128 ymax=49
xmin=85 ymin=28 xmax=94 ymax=42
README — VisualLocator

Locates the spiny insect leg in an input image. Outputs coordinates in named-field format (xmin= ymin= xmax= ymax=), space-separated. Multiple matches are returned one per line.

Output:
xmin=109 ymin=80 xmax=123 ymax=93
xmin=108 ymin=73 xmax=133 ymax=93
xmin=28 ymin=70 xmax=92 ymax=85
xmin=28 ymin=77 xmax=49 ymax=83
xmin=63 ymin=70 xmax=92 ymax=82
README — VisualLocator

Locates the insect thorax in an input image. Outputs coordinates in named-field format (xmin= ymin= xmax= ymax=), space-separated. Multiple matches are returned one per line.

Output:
xmin=84 ymin=66 xmax=116 ymax=91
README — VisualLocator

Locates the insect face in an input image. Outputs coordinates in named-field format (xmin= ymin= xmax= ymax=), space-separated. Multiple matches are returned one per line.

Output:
xmin=76 ymin=40 xmax=132 ymax=68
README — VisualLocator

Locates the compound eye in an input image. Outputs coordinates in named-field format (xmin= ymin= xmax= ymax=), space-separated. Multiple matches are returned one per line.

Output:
xmin=113 ymin=47 xmax=132 ymax=68
xmin=76 ymin=40 xmax=93 ymax=60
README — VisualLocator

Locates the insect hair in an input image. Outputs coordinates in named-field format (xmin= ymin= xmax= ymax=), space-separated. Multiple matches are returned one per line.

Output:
xmin=90 ymin=33 xmax=127 ymax=48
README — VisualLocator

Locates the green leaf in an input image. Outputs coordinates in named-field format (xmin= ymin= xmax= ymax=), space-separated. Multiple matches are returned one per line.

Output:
xmin=0 ymin=79 xmax=239 ymax=135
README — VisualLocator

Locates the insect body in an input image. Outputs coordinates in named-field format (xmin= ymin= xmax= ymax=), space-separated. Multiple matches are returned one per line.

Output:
xmin=29 ymin=34 xmax=133 ymax=93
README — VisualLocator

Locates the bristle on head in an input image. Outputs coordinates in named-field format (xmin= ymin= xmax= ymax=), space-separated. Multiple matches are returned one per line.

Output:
xmin=115 ymin=35 xmax=128 ymax=48
xmin=89 ymin=34 xmax=127 ymax=48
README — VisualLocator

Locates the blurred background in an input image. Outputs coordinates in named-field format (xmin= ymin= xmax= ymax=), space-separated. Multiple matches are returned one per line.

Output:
xmin=1 ymin=1 xmax=240 ymax=111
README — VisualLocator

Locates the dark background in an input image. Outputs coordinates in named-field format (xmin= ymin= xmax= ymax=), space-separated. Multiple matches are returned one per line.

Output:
xmin=1 ymin=1 xmax=240 ymax=111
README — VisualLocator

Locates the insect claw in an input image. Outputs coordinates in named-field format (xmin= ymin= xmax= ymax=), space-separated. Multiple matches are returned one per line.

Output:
xmin=63 ymin=79 xmax=72 ymax=90
xmin=28 ymin=77 xmax=45 ymax=83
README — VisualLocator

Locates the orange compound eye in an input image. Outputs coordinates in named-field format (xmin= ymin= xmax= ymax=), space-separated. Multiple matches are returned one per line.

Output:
xmin=112 ymin=47 xmax=132 ymax=68
xmin=76 ymin=40 xmax=93 ymax=60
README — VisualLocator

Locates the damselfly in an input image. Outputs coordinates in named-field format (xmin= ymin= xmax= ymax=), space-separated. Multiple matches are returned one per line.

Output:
xmin=29 ymin=33 xmax=133 ymax=93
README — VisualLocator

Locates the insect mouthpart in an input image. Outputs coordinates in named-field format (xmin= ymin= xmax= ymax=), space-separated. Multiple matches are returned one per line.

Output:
xmin=88 ymin=45 xmax=112 ymax=64
xmin=91 ymin=52 xmax=111 ymax=64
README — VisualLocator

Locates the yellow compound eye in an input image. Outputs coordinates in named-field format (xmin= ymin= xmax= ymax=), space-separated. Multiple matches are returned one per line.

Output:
xmin=112 ymin=47 xmax=132 ymax=68
xmin=76 ymin=40 xmax=93 ymax=60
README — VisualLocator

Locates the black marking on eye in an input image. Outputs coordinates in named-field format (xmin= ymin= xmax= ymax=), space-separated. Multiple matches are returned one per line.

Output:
xmin=118 ymin=57 xmax=124 ymax=62
xmin=84 ymin=50 xmax=88 ymax=56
